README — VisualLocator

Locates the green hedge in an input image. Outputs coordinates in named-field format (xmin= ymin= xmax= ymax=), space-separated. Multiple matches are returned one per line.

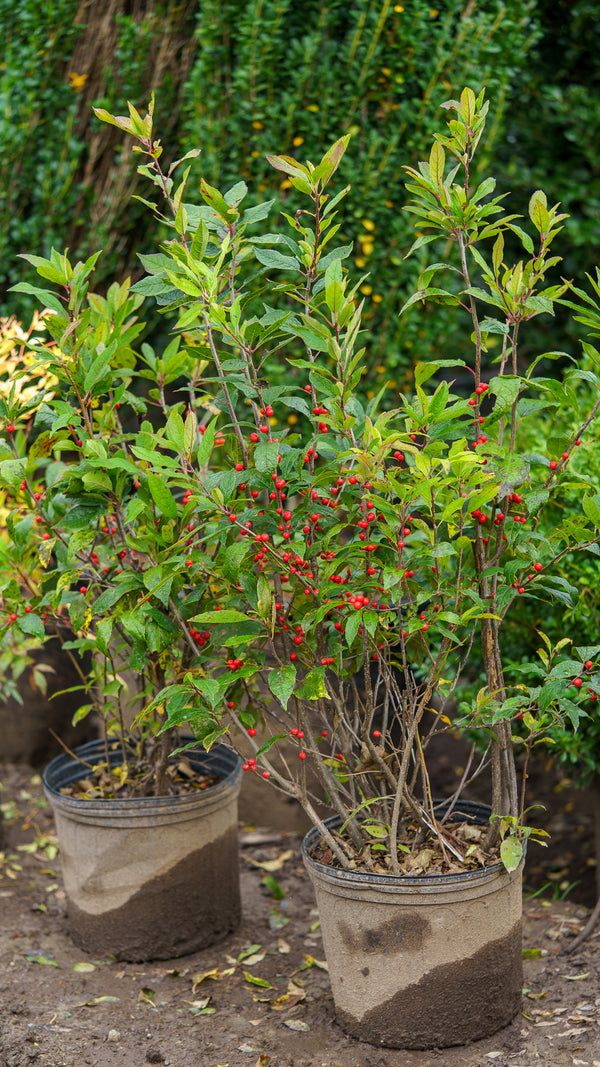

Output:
xmin=0 ymin=0 xmax=197 ymax=319
xmin=181 ymin=0 xmax=539 ymax=386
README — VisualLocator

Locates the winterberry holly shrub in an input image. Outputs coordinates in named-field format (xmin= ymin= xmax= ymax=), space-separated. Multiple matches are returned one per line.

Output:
xmin=1 ymin=89 xmax=599 ymax=870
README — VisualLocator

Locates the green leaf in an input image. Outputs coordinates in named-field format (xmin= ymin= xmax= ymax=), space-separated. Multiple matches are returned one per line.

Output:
xmin=500 ymin=836 xmax=523 ymax=873
xmin=0 ymin=459 xmax=26 ymax=489
xmin=147 ymin=473 xmax=178 ymax=519
xmin=192 ymin=609 xmax=250 ymax=624
xmin=268 ymin=665 xmax=296 ymax=708
xmin=254 ymin=247 xmax=300 ymax=271
xmin=295 ymin=667 xmax=327 ymax=701
xmin=255 ymin=734 xmax=288 ymax=757
xmin=200 ymin=177 xmax=235 ymax=220
xmin=345 ymin=612 xmax=362 ymax=647
xmin=165 ymin=410 xmax=185 ymax=452
xmin=18 ymin=613 xmax=45 ymax=639
xmin=582 ymin=494 xmax=600 ymax=527
xmin=312 ymin=135 xmax=351 ymax=187
xmin=83 ymin=348 xmax=111 ymax=392
xmin=95 ymin=617 xmax=113 ymax=656
xmin=223 ymin=541 xmax=248 ymax=583
xmin=429 ymin=140 xmax=446 ymax=187
xmin=254 ymin=442 xmax=280 ymax=474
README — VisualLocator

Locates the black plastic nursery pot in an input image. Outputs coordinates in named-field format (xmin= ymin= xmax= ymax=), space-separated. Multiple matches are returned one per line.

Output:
xmin=302 ymin=803 xmax=524 ymax=1050
xmin=43 ymin=739 xmax=243 ymax=962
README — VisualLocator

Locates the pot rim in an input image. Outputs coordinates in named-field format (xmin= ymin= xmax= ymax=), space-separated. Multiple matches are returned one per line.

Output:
xmin=43 ymin=738 xmax=243 ymax=822
xmin=302 ymin=805 xmax=518 ymax=890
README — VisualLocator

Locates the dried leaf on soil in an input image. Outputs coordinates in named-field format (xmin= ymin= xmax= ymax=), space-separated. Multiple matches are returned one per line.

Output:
xmin=191 ymin=966 xmax=235 ymax=991
xmin=246 ymin=849 xmax=294 ymax=872
xmin=184 ymin=996 xmax=215 ymax=1015
xmin=244 ymin=970 xmax=274 ymax=989
xmin=238 ymin=943 xmax=263 ymax=962
xmin=72 ymin=995 xmax=120 ymax=1008
xmin=283 ymin=1019 xmax=310 ymax=1031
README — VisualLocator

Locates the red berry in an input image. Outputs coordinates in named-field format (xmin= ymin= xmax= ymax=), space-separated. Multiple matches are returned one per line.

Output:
xmin=262 ymin=771 xmax=270 ymax=778
xmin=298 ymin=752 xmax=307 ymax=760
xmin=533 ymin=562 xmax=543 ymax=571
xmin=585 ymin=660 xmax=593 ymax=671
xmin=573 ymin=677 xmax=583 ymax=688
xmin=373 ymin=730 xmax=381 ymax=738
xmin=549 ymin=460 xmax=557 ymax=470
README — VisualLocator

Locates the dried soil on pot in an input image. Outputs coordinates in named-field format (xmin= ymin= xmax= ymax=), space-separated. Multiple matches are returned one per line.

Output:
xmin=1 ymin=758 xmax=600 ymax=1066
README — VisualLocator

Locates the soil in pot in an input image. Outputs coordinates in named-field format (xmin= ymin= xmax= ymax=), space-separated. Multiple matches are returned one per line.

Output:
xmin=302 ymin=804 xmax=524 ymax=1050
xmin=43 ymin=739 xmax=243 ymax=962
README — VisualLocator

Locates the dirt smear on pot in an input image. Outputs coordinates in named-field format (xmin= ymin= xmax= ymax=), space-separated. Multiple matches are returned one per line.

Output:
xmin=1 ymin=763 xmax=600 ymax=1067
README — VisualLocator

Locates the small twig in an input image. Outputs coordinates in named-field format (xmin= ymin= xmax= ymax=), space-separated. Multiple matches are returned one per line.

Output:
xmin=48 ymin=729 xmax=97 ymax=770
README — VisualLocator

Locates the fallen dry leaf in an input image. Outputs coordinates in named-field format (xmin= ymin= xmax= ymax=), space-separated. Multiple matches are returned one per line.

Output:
xmin=191 ymin=966 xmax=235 ymax=992
xmin=246 ymin=849 xmax=294 ymax=872
xmin=244 ymin=971 xmax=273 ymax=989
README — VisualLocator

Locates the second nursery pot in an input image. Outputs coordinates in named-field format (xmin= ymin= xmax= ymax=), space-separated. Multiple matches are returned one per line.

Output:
xmin=302 ymin=805 xmax=524 ymax=1050
xmin=43 ymin=739 xmax=243 ymax=962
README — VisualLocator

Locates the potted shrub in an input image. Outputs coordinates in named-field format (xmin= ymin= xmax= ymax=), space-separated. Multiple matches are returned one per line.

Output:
xmin=5 ymin=87 xmax=600 ymax=1039
xmin=0 ymin=245 xmax=243 ymax=964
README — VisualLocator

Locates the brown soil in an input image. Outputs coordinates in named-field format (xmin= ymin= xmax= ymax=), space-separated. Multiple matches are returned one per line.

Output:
xmin=1 ymin=760 xmax=600 ymax=1067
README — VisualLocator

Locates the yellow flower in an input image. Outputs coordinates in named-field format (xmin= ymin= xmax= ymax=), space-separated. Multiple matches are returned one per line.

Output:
xmin=360 ymin=285 xmax=373 ymax=295
xmin=287 ymin=413 xmax=298 ymax=425
xmin=292 ymin=136 xmax=304 ymax=147
xmin=429 ymin=8 xmax=439 ymax=16
xmin=68 ymin=72 xmax=88 ymax=92
xmin=385 ymin=200 xmax=394 ymax=209
xmin=355 ymin=257 xmax=366 ymax=268
xmin=394 ymin=4 xmax=404 ymax=10
xmin=252 ymin=120 xmax=264 ymax=130
xmin=362 ymin=242 xmax=374 ymax=256
xmin=372 ymin=294 xmax=383 ymax=304
xmin=381 ymin=68 xmax=391 ymax=76
xmin=376 ymin=365 xmax=387 ymax=374
xmin=305 ymin=104 xmax=319 ymax=112
xmin=280 ymin=179 xmax=292 ymax=191
xmin=361 ymin=219 xmax=376 ymax=232
xmin=250 ymin=150 xmax=260 ymax=158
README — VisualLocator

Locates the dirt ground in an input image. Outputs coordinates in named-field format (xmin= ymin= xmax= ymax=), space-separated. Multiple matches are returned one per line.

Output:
xmin=1 ymin=762 xmax=600 ymax=1067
